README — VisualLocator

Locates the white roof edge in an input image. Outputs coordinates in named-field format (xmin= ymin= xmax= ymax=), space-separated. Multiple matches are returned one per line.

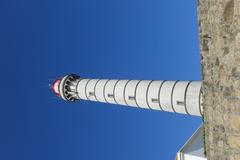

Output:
xmin=179 ymin=124 xmax=203 ymax=153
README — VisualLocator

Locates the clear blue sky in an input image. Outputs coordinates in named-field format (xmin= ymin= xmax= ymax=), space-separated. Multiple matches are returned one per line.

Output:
xmin=1 ymin=0 xmax=202 ymax=159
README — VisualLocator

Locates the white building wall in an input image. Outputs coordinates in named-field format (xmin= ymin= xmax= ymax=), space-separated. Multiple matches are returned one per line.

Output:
xmin=114 ymin=80 xmax=129 ymax=106
xmin=104 ymin=80 xmax=118 ymax=103
xmin=147 ymin=81 xmax=164 ymax=111
xmin=136 ymin=80 xmax=152 ymax=109
xmin=184 ymin=154 xmax=206 ymax=160
xmin=186 ymin=82 xmax=202 ymax=116
xmin=75 ymin=78 xmax=202 ymax=116
xmin=95 ymin=79 xmax=108 ymax=103
xmin=77 ymin=79 xmax=90 ymax=100
xmin=160 ymin=81 xmax=176 ymax=112
xmin=172 ymin=81 xmax=189 ymax=114
xmin=124 ymin=80 xmax=140 ymax=107
xmin=85 ymin=79 xmax=99 ymax=101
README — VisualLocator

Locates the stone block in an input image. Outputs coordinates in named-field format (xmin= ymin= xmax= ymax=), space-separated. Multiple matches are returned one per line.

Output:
xmin=230 ymin=115 xmax=240 ymax=132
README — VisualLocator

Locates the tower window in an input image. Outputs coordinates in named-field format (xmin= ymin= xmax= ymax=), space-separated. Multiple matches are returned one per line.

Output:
xmin=151 ymin=98 xmax=159 ymax=103
xmin=108 ymin=94 xmax=114 ymax=98
xmin=177 ymin=101 xmax=185 ymax=106
xmin=89 ymin=92 xmax=95 ymax=96
xmin=128 ymin=96 xmax=135 ymax=100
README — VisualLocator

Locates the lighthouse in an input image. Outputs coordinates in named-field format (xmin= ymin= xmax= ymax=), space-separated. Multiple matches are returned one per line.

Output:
xmin=51 ymin=74 xmax=203 ymax=117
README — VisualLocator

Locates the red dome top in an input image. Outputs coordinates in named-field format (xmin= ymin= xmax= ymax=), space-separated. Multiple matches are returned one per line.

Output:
xmin=51 ymin=79 xmax=61 ymax=96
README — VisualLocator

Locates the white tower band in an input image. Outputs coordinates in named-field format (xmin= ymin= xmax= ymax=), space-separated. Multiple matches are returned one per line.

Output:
xmin=51 ymin=74 xmax=203 ymax=116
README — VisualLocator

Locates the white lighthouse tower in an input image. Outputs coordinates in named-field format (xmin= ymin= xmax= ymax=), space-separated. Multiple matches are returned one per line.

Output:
xmin=51 ymin=74 xmax=203 ymax=117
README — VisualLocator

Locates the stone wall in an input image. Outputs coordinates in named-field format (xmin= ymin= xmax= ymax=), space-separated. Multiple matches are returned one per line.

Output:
xmin=198 ymin=0 xmax=240 ymax=159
